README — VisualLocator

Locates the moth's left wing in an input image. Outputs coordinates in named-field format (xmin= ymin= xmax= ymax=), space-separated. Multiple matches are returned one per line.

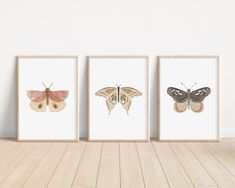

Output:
xmin=190 ymin=87 xmax=210 ymax=103
xmin=120 ymin=87 xmax=142 ymax=114
xmin=48 ymin=91 xmax=69 ymax=102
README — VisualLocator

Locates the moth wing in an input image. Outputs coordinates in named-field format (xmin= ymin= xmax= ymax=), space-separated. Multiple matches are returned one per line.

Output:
xmin=29 ymin=99 xmax=47 ymax=112
xmin=121 ymin=87 xmax=142 ymax=98
xmin=48 ymin=99 xmax=66 ymax=112
xmin=119 ymin=87 xmax=142 ymax=114
xmin=105 ymin=92 xmax=118 ymax=114
xmin=167 ymin=87 xmax=188 ymax=103
xmin=119 ymin=92 xmax=132 ymax=114
xmin=96 ymin=87 xmax=117 ymax=114
xmin=174 ymin=101 xmax=188 ymax=112
xmin=190 ymin=87 xmax=210 ymax=103
xmin=95 ymin=87 xmax=117 ymax=98
xmin=48 ymin=90 xmax=69 ymax=102
xmin=190 ymin=101 xmax=204 ymax=112
xmin=27 ymin=90 xmax=46 ymax=102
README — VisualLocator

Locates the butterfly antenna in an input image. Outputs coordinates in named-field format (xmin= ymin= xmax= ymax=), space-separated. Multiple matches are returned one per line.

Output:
xmin=190 ymin=82 xmax=197 ymax=90
xmin=181 ymin=82 xmax=188 ymax=90
xmin=42 ymin=82 xmax=47 ymax=88
xmin=49 ymin=82 xmax=54 ymax=88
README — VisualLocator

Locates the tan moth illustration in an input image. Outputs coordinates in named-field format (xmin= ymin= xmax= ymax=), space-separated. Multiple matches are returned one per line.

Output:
xmin=167 ymin=82 xmax=211 ymax=113
xmin=27 ymin=83 xmax=69 ymax=112
xmin=95 ymin=85 xmax=142 ymax=114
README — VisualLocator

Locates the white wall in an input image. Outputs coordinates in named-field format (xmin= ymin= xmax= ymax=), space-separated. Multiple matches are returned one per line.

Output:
xmin=0 ymin=0 xmax=234 ymax=138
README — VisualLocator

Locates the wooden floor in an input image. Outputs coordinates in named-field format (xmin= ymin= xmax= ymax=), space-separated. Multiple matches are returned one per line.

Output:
xmin=0 ymin=139 xmax=234 ymax=188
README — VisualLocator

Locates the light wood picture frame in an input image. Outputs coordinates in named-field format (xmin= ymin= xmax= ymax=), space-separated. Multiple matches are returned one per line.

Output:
xmin=17 ymin=56 xmax=79 ymax=141
xmin=158 ymin=56 xmax=219 ymax=141
xmin=88 ymin=56 xmax=150 ymax=141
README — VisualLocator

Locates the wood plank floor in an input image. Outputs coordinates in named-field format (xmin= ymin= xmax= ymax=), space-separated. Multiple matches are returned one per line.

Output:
xmin=0 ymin=139 xmax=234 ymax=188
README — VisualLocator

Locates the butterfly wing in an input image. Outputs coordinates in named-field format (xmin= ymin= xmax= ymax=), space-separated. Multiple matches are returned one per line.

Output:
xmin=174 ymin=101 xmax=188 ymax=112
xmin=120 ymin=87 xmax=142 ymax=114
xmin=27 ymin=91 xmax=47 ymax=112
xmin=27 ymin=90 xmax=46 ymax=102
xmin=190 ymin=101 xmax=204 ymax=112
xmin=47 ymin=91 xmax=69 ymax=102
xmin=167 ymin=87 xmax=188 ymax=103
xmin=47 ymin=90 xmax=69 ymax=112
xmin=121 ymin=87 xmax=142 ymax=98
xmin=29 ymin=99 xmax=47 ymax=112
xmin=48 ymin=100 xmax=66 ymax=112
xmin=95 ymin=87 xmax=117 ymax=114
xmin=190 ymin=87 xmax=211 ymax=103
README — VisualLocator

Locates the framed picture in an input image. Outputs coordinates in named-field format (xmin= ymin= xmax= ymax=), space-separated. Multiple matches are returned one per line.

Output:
xmin=88 ymin=56 xmax=149 ymax=141
xmin=158 ymin=56 xmax=219 ymax=141
xmin=17 ymin=56 xmax=78 ymax=141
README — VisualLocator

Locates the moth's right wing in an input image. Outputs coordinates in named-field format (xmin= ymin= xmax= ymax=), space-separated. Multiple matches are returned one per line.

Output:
xmin=95 ymin=87 xmax=117 ymax=114
xmin=167 ymin=87 xmax=188 ymax=103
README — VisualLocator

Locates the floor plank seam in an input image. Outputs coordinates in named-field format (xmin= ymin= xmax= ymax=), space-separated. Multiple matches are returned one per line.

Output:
xmin=0 ymin=143 xmax=35 ymax=185
xmin=95 ymin=142 xmax=103 ymax=188
xmin=0 ymin=142 xmax=20 ymax=158
xmin=118 ymin=143 xmax=121 ymax=188
xmin=0 ymin=142 xmax=20 ymax=161
xmin=151 ymin=142 xmax=171 ymax=188
xmin=45 ymin=143 xmax=71 ymax=187
xmin=135 ymin=142 xmax=147 ymax=188
xmin=219 ymin=143 xmax=235 ymax=157
xmin=202 ymin=143 xmax=235 ymax=178
xmin=185 ymin=143 xmax=220 ymax=188
xmin=70 ymin=142 xmax=87 ymax=187
xmin=20 ymin=143 xmax=54 ymax=188
xmin=169 ymin=143 xmax=195 ymax=188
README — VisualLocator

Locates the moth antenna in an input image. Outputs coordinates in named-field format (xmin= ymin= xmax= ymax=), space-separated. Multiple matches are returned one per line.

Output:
xmin=42 ymin=82 xmax=47 ymax=88
xmin=49 ymin=82 xmax=54 ymax=88
xmin=190 ymin=82 xmax=197 ymax=90
xmin=181 ymin=82 xmax=188 ymax=90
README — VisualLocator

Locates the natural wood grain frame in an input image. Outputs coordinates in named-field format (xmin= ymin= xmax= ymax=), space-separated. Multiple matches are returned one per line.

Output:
xmin=88 ymin=56 xmax=150 ymax=141
xmin=157 ymin=55 xmax=220 ymax=141
xmin=17 ymin=56 xmax=79 ymax=141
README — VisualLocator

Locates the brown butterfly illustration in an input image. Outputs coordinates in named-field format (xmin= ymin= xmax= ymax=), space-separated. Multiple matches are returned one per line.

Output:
xmin=27 ymin=83 xmax=69 ymax=112
xmin=167 ymin=82 xmax=210 ymax=113
xmin=95 ymin=85 xmax=142 ymax=114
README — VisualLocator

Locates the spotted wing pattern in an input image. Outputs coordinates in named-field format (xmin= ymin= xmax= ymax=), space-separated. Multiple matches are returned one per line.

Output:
xmin=167 ymin=87 xmax=188 ymax=103
xmin=190 ymin=87 xmax=211 ymax=103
